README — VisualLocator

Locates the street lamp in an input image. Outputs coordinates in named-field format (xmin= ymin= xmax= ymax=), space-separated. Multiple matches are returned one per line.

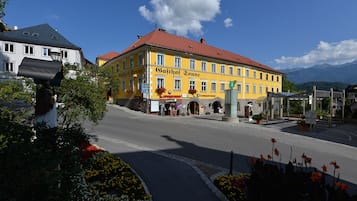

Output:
xmin=18 ymin=51 xmax=63 ymax=128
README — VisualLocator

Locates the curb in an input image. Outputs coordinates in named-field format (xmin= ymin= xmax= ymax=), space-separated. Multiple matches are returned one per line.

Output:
xmin=152 ymin=150 xmax=230 ymax=201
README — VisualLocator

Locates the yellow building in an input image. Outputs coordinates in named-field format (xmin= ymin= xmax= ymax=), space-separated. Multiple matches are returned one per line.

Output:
xmin=103 ymin=29 xmax=282 ymax=116
xmin=96 ymin=51 xmax=119 ymax=67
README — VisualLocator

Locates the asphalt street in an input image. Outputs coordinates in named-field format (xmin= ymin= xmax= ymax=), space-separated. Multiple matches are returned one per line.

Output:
xmin=86 ymin=104 xmax=357 ymax=200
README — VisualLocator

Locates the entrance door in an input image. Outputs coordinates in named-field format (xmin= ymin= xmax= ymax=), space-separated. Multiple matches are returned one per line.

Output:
xmin=212 ymin=101 xmax=221 ymax=113
xmin=188 ymin=101 xmax=199 ymax=115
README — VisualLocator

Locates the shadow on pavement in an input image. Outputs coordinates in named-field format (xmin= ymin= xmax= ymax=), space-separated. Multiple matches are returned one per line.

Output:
xmin=114 ymin=135 xmax=357 ymax=200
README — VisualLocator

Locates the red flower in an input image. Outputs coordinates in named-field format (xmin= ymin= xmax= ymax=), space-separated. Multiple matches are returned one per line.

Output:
xmin=156 ymin=87 xmax=166 ymax=94
xmin=301 ymin=153 xmax=307 ymax=159
xmin=267 ymin=154 xmax=272 ymax=160
xmin=305 ymin=157 xmax=312 ymax=164
xmin=322 ymin=165 xmax=328 ymax=172
xmin=330 ymin=161 xmax=340 ymax=169
xmin=311 ymin=171 xmax=322 ymax=182
xmin=188 ymin=89 xmax=197 ymax=94
xmin=271 ymin=138 xmax=277 ymax=143
xmin=274 ymin=148 xmax=280 ymax=156
xmin=81 ymin=143 xmax=103 ymax=160
xmin=260 ymin=154 xmax=266 ymax=161
xmin=336 ymin=182 xmax=349 ymax=191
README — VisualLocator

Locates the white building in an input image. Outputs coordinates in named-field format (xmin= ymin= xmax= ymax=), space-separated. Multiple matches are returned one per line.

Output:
xmin=0 ymin=23 xmax=84 ymax=80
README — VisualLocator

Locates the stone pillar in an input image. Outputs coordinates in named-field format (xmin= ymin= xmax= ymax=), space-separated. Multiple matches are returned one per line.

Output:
xmin=222 ymin=89 xmax=239 ymax=123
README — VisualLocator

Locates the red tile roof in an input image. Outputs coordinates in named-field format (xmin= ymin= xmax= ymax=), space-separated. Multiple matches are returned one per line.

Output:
xmin=97 ymin=51 xmax=119 ymax=60
xmin=120 ymin=29 xmax=280 ymax=73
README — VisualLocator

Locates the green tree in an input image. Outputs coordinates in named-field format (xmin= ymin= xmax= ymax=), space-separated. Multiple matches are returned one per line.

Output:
xmin=98 ymin=65 xmax=120 ymax=100
xmin=56 ymin=64 xmax=107 ymax=127
xmin=282 ymin=75 xmax=297 ymax=92
xmin=0 ymin=79 xmax=34 ymax=123
xmin=0 ymin=0 xmax=9 ymax=31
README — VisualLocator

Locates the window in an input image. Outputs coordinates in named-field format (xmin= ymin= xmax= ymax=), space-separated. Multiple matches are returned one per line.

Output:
xmin=174 ymin=56 xmax=181 ymax=68
xmin=201 ymin=81 xmax=207 ymax=92
xmin=190 ymin=59 xmax=195 ymax=70
xmin=245 ymin=84 xmax=250 ymax=93
xmin=220 ymin=82 xmax=225 ymax=92
xmin=259 ymin=85 xmax=263 ymax=94
xmin=266 ymin=86 xmax=269 ymax=93
xmin=122 ymin=60 xmax=126 ymax=70
xmin=277 ymin=76 xmax=279 ymax=82
xmin=139 ymin=54 xmax=144 ymax=66
xmin=276 ymin=88 xmax=279 ymax=93
xmin=24 ymin=45 xmax=34 ymax=55
xmin=253 ymin=71 xmax=256 ymax=79
xmin=4 ymin=43 xmax=14 ymax=53
xmin=174 ymin=78 xmax=181 ymax=90
xmin=130 ymin=57 xmax=134 ymax=68
xmin=271 ymin=87 xmax=274 ymax=92
xmin=157 ymin=53 xmax=164 ymax=66
xmin=271 ymin=75 xmax=274 ymax=81
xmin=201 ymin=61 xmax=206 ymax=72
xmin=42 ymin=48 xmax=50 ymax=56
xmin=129 ymin=79 xmax=134 ymax=90
xmin=116 ymin=64 xmax=119 ymax=73
xmin=61 ymin=50 xmax=68 ymax=59
xmin=211 ymin=63 xmax=216 ymax=73
xmin=266 ymin=74 xmax=268 ymax=80
xmin=122 ymin=80 xmax=126 ymax=91
xmin=229 ymin=66 xmax=233 ymax=75
xmin=4 ymin=62 xmax=14 ymax=72
xmin=220 ymin=65 xmax=225 ymax=74
xmin=253 ymin=85 xmax=256 ymax=94
xmin=189 ymin=80 xmax=196 ymax=90
xmin=246 ymin=69 xmax=249 ymax=78
xmin=260 ymin=72 xmax=263 ymax=80
xmin=237 ymin=68 xmax=241 ymax=76
xmin=157 ymin=77 xmax=164 ymax=88
xmin=211 ymin=81 xmax=216 ymax=92
xmin=237 ymin=83 xmax=242 ymax=93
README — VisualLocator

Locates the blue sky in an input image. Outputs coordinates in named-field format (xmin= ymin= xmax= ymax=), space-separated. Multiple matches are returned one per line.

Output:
xmin=3 ymin=0 xmax=357 ymax=69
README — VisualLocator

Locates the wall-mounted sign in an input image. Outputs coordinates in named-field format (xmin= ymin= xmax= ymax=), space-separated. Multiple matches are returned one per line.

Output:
xmin=155 ymin=67 xmax=200 ymax=77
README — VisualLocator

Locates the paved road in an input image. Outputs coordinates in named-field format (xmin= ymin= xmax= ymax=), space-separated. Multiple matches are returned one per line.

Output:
xmin=86 ymin=104 xmax=357 ymax=199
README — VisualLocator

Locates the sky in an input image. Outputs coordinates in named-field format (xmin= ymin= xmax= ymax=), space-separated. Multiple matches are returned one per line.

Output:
xmin=3 ymin=0 xmax=357 ymax=69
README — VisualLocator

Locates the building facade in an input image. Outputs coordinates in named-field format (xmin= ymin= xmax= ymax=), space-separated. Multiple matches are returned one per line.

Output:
xmin=96 ymin=51 xmax=119 ymax=67
xmin=0 ymin=24 xmax=84 ymax=80
xmin=103 ymin=29 xmax=282 ymax=116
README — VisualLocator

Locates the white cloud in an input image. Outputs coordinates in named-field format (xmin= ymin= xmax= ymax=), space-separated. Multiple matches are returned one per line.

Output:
xmin=275 ymin=39 xmax=357 ymax=68
xmin=224 ymin=18 xmax=233 ymax=28
xmin=139 ymin=0 xmax=221 ymax=36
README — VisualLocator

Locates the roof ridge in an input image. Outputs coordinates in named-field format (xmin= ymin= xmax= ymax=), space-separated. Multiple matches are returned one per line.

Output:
xmin=114 ymin=29 xmax=281 ymax=73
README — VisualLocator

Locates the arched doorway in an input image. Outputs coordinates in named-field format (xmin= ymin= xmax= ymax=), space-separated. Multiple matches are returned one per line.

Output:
xmin=212 ymin=101 xmax=222 ymax=113
xmin=187 ymin=101 xmax=199 ymax=115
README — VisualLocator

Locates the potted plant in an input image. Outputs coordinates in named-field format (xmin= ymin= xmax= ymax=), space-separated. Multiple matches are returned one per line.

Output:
xmin=156 ymin=87 xmax=166 ymax=94
xmin=252 ymin=113 xmax=263 ymax=124
xmin=125 ymin=88 xmax=133 ymax=94
xmin=188 ymin=89 xmax=197 ymax=95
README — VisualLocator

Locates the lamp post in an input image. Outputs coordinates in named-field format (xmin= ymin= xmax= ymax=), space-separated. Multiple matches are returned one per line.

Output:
xmin=18 ymin=50 xmax=63 ymax=129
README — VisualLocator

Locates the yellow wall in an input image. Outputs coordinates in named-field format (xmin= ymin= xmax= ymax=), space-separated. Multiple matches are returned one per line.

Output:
xmin=105 ymin=47 xmax=282 ymax=102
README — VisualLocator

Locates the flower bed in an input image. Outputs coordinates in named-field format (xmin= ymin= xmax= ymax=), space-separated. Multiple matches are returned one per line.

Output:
xmin=214 ymin=138 xmax=356 ymax=201
xmin=82 ymin=144 xmax=151 ymax=200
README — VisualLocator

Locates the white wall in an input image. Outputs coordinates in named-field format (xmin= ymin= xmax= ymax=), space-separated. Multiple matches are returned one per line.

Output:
xmin=0 ymin=41 xmax=82 ymax=74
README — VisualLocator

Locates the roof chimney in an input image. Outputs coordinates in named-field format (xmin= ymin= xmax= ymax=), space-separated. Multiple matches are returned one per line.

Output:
xmin=200 ymin=38 xmax=205 ymax=44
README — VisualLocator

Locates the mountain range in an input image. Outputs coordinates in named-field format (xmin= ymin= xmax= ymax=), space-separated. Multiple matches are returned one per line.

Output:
xmin=281 ymin=60 xmax=357 ymax=84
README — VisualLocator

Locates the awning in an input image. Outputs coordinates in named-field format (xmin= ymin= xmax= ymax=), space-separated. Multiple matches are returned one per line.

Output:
xmin=18 ymin=57 xmax=62 ymax=80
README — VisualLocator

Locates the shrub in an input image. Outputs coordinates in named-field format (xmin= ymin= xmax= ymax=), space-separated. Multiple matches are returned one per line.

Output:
xmin=83 ymin=151 xmax=151 ymax=201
